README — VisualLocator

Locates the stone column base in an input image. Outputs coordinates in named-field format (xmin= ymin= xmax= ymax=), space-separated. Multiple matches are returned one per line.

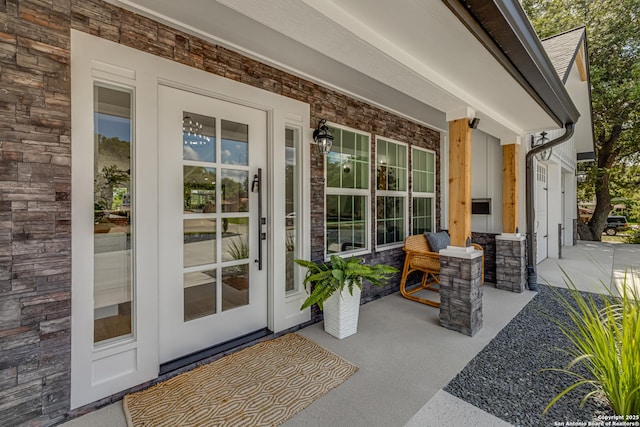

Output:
xmin=495 ymin=234 xmax=527 ymax=293
xmin=438 ymin=246 xmax=483 ymax=337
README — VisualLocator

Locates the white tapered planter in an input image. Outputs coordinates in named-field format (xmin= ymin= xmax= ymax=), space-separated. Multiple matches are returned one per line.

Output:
xmin=322 ymin=280 xmax=362 ymax=339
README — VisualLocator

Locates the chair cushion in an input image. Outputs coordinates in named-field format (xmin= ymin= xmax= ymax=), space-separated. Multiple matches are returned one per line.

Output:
xmin=424 ymin=231 xmax=450 ymax=252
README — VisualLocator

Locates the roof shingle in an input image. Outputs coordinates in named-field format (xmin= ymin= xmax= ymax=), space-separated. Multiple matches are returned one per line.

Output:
xmin=541 ymin=27 xmax=585 ymax=82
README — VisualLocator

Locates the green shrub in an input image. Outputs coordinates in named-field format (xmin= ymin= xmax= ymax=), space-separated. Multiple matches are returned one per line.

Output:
xmin=544 ymin=274 xmax=640 ymax=416
xmin=624 ymin=230 xmax=640 ymax=244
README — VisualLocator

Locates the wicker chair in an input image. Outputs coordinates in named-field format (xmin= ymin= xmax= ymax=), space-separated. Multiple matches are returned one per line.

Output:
xmin=399 ymin=234 xmax=484 ymax=307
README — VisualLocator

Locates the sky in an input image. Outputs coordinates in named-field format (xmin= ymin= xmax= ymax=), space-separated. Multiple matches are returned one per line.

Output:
xmin=96 ymin=112 xmax=251 ymax=166
xmin=95 ymin=113 xmax=131 ymax=142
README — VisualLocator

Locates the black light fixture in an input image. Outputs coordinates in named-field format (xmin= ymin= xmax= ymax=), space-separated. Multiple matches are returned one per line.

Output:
xmin=312 ymin=119 xmax=333 ymax=155
xmin=531 ymin=131 xmax=552 ymax=161
xmin=576 ymin=167 xmax=588 ymax=183
xmin=468 ymin=117 xmax=480 ymax=129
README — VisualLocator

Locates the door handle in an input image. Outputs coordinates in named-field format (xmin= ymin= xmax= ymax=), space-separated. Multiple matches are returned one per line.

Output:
xmin=251 ymin=174 xmax=260 ymax=193
xmin=252 ymin=169 xmax=264 ymax=270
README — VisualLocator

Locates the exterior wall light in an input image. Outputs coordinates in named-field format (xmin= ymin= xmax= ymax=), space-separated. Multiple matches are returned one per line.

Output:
xmin=313 ymin=119 xmax=334 ymax=155
xmin=468 ymin=117 xmax=480 ymax=129
xmin=531 ymin=131 xmax=552 ymax=161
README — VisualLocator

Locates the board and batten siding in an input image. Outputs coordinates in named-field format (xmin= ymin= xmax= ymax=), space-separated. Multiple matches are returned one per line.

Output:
xmin=471 ymin=129 xmax=503 ymax=234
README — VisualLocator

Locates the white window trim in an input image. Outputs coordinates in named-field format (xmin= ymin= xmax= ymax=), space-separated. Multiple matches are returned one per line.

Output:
xmin=324 ymin=123 xmax=371 ymax=259
xmin=283 ymin=123 xmax=306 ymax=299
xmin=375 ymin=136 xmax=408 ymax=250
xmin=411 ymin=146 xmax=437 ymax=234
xmin=439 ymin=132 xmax=448 ymax=230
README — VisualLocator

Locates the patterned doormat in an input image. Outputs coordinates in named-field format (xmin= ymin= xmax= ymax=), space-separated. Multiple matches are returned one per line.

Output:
xmin=123 ymin=334 xmax=358 ymax=426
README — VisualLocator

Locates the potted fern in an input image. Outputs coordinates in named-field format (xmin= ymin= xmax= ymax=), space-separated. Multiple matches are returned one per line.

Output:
xmin=295 ymin=255 xmax=398 ymax=339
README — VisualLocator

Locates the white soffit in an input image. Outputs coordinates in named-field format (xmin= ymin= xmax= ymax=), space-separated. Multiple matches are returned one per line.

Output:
xmin=106 ymin=0 xmax=561 ymax=137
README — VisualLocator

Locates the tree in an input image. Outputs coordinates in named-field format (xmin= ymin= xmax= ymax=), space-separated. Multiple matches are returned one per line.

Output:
xmin=522 ymin=0 xmax=640 ymax=240
xmin=95 ymin=164 xmax=130 ymax=212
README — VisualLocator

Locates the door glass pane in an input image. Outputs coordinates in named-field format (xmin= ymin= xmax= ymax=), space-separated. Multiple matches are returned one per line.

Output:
xmin=221 ymin=170 xmax=249 ymax=213
xmin=183 ymin=112 xmax=215 ymax=162
xmin=184 ymin=270 xmax=216 ymax=321
xmin=222 ymin=217 xmax=249 ymax=262
xmin=93 ymin=84 xmax=133 ymax=344
xmin=221 ymin=120 xmax=248 ymax=165
xmin=183 ymin=166 xmax=216 ymax=213
xmin=285 ymin=127 xmax=299 ymax=293
xmin=222 ymin=264 xmax=249 ymax=310
xmin=184 ymin=219 xmax=216 ymax=268
xmin=179 ymin=109 xmax=260 ymax=322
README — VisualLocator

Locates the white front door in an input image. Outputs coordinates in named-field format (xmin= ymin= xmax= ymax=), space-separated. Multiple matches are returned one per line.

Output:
xmin=536 ymin=164 xmax=548 ymax=263
xmin=158 ymin=85 xmax=268 ymax=363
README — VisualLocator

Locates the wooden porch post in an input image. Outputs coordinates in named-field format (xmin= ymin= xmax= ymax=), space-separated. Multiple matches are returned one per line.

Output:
xmin=441 ymin=114 xmax=483 ymax=335
xmin=448 ymin=118 xmax=472 ymax=247
xmin=496 ymin=140 xmax=527 ymax=293
xmin=502 ymin=143 xmax=519 ymax=233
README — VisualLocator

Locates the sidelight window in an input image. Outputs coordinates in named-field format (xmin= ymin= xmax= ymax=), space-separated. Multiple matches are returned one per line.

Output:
xmin=93 ymin=84 xmax=134 ymax=344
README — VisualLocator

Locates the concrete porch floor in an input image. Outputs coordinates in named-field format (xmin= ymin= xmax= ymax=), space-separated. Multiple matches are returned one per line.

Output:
xmin=61 ymin=242 xmax=639 ymax=427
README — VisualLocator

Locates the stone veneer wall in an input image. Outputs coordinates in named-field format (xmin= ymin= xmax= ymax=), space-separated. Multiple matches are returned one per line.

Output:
xmin=0 ymin=0 xmax=440 ymax=424
xmin=1 ymin=1 xmax=73 ymax=426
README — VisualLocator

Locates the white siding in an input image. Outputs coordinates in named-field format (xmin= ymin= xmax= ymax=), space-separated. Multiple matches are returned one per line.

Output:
xmin=471 ymin=129 xmax=503 ymax=233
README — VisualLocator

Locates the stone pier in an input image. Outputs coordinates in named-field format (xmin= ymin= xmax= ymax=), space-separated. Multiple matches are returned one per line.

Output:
xmin=438 ymin=247 xmax=483 ymax=336
xmin=495 ymin=234 xmax=527 ymax=293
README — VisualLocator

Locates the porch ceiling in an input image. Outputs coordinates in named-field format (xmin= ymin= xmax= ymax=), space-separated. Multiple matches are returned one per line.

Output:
xmin=108 ymin=0 xmax=562 ymax=137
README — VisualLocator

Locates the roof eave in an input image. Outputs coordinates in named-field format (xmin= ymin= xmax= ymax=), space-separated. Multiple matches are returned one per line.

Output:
xmin=442 ymin=0 xmax=580 ymax=127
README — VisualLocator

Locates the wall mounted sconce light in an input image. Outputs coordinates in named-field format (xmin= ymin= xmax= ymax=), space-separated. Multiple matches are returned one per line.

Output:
xmin=531 ymin=131 xmax=552 ymax=161
xmin=576 ymin=168 xmax=588 ymax=183
xmin=313 ymin=118 xmax=334 ymax=155
xmin=468 ymin=117 xmax=480 ymax=129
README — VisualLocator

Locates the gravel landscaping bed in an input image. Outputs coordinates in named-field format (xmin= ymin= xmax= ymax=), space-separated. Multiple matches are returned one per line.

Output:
xmin=444 ymin=285 xmax=614 ymax=426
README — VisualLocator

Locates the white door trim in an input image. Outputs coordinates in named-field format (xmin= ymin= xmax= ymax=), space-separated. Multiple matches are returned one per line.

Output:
xmin=71 ymin=30 xmax=310 ymax=409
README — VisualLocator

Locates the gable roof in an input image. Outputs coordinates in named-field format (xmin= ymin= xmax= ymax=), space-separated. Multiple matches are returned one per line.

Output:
xmin=541 ymin=27 xmax=586 ymax=83
xmin=540 ymin=26 xmax=595 ymax=161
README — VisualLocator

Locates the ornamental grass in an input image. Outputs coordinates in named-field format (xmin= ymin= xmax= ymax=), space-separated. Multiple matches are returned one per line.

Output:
xmin=544 ymin=270 xmax=640 ymax=416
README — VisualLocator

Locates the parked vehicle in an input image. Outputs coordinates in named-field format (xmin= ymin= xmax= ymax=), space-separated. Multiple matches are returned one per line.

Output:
xmin=604 ymin=216 xmax=629 ymax=235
